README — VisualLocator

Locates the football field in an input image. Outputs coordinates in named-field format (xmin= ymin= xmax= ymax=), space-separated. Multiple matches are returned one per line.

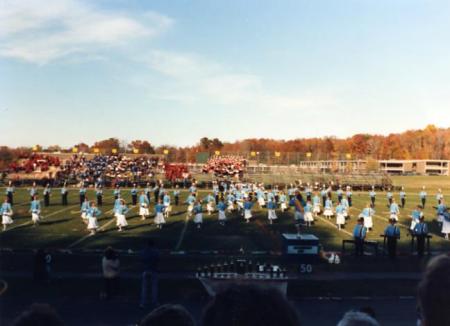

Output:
xmin=1 ymin=176 xmax=450 ymax=254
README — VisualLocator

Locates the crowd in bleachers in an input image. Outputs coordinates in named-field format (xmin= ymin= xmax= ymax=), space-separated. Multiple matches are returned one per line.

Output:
xmin=8 ymin=154 xmax=61 ymax=173
xmin=202 ymin=155 xmax=246 ymax=178
xmin=55 ymin=154 xmax=162 ymax=184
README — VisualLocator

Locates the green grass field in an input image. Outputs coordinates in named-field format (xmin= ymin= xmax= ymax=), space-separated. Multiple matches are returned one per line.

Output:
xmin=1 ymin=176 xmax=450 ymax=254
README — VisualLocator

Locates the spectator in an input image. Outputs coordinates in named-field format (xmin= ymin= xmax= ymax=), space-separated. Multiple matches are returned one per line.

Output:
xmin=140 ymin=304 xmax=195 ymax=326
xmin=140 ymin=239 xmax=160 ymax=308
xmin=201 ymin=284 xmax=301 ymax=326
xmin=12 ymin=303 xmax=64 ymax=326
xmin=102 ymin=246 xmax=120 ymax=300
xmin=202 ymin=155 xmax=246 ymax=178
xmin=417 ymin=254 xmax=450 ymax=326
xmin=337 ymin=311 xmax=379 ymax=326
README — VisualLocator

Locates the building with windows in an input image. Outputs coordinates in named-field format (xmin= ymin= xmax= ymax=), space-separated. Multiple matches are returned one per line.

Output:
xmin=378 ymin=160 xmax=449 ymax=175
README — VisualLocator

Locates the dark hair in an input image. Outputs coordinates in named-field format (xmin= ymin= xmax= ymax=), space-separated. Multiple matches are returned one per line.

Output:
xmin=417 ymin=254 xmax=450 ymax=326
xmin=104 ymin=246 xmax=117 ymax=260
xmin=12 ymin=303 xmax=64 ymax=326
xmin=140 ymin=304 xmax=195 ymax=326
xmin=202 ymin=284 xmax=300 ymax=326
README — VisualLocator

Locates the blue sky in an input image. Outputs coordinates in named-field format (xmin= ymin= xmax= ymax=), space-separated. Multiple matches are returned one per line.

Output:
xmin=1 ymin=0 xmax=450 ymax=147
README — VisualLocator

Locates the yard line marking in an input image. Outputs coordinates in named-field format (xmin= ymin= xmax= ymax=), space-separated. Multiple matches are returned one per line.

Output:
xmin=2 ymin=203 xmax=80 ymax=233
xmin=67 ymin=205 xmax=136 ymax=249
xmin=174 ymin=213 xmax=190 ymax=251
xmin=317 ymin=215 xmax=353 ymax=237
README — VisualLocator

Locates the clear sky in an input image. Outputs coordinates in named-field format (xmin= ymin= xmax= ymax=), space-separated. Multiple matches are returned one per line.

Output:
xmin=1 ymin=0 xmax=450 ymax=147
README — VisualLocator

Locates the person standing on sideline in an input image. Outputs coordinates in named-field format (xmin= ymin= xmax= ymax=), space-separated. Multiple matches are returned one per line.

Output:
xmin=346 ymin=186 xmax=353 ymax=207
xmin=419 ymin=186 xmax=427 ymax=209
xmin=140 ymin=239 xmax=160 ymax=309
xmin=131 ymin=184 xmax=138 ymax=206
xmin=414 ymin=216 xmax=428 ymax=257
xmin=43 ymin=183 xmax=51 ymax=207
xmin=102 ymin=247 xmax=120 ymax=300
xmin=369 ymin=186 xmax=376 ymax=208
xmin=384 ymin=218 xmax=400 ymax=259
xmin=145 ymin=183 xmax=151 ymax=203
xmin=353 ymin=217 xmax=367 ymax=257
xmin=61 ymin=182 xmax=68 ymax=206
xmin=173 ymin=185 xmax=180 ymax=206
xmin=6 ymin=181 xmax=14 ymax=205
xmin=399 ymin=187 xmax=406 ymax=208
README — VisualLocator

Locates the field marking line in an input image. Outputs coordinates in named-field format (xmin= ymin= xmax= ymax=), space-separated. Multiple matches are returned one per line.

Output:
xmin=67 ymin=205 xmax=137 ymax=249
xmin=317 ymin=215 xmax=353 ymax=237
xmin=174 ymin=213 xmax=190 ymax=251
xmin=2 ymin=203 xmax=81 ymax=233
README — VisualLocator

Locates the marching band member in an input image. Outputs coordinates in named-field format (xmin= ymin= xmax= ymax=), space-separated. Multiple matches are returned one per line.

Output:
xmin=205 ymin=193 xmax=215 ymax=215
xmin=384 ymin=218 xmax=400 ymax=259
xmin=163 ymin=192 xmax=172 ymax=219
xmin=419 ymin=186 xmax=427 ymax=208
xmin=335 ymin=202 xmax=345 ymax=230
xmin=243 ymin=197 xmax=253 ymax=223
xmin=413 ymin=216 xmax=428 ymax=257
xmin=312 ymin=192 xmax=321 ymax=217
xmin=226 ymin=191 xmax=235 ymax=212
xmin=441 ymin=208 xmax=450 ymax=240
xmin=80 ymin=197 xmax=90 ymax=224
xmin=399 ymin=187 xmax=406 ymax=208
xmin=386 ymin=188 xmax=393 ymax=207
xmin=323 ymin=197 xmax=334 ymax=219
xmin=217 ymin=199 xmax=227 ymax=225
xmin=336 ymin=186 xmax=343 ymax=203
xmin=360 ymin=203 xmax=375 ymax=231
xmin=256 ymin=188 xmax=266 ymax=208
xmin=173 ymin=185 xmax=180 ymax=206
xmin=1 ymin=197 xmax=13 ymax=231
xmin=43 ymin=183 xmax=51 ymax=207
xmin=289 ymin=192 xmax=305 ymax=235
xmin=29 ymin=182 xmax=38 ymax=202
xmin=86 ymin=201 xmax=101 ymax=235
xmin=389 ymin=198 xmax=400 ymax=221
xmin=235 ymin=190 xmax=244 ymax=213
xmin=304 ymin=200 xmax=314 ymax=227
xmin=267 ymin=199 xmax=278 ymax=224
xmin=193 ymin=200 xmax=203 ymax=229
xmin=353 ymin=217 xmax=367 ymax=256
xmin=320 ymin=186 xmax=328 ymax=208
xmin=114 ymin=185 xmax=121 ymax=200
xmin=305 ymin=184 xmax=312 ymax=202
xmin=410 ymin=205 xmax=423 ymax=231
xmin=96 ymin=185 xmax=103 ymax=206
xmin=131 ymin=184 xmax=138 ymax=206
xmin=346 ymin=186 xmax=353 ymax=207
xmin=369 ymin=186 xmax=376 ymax=208
xmin=341 ymin=196 xmax=350 ymax=220
xmin=61 ymin=182 xmax=68 ymax=206
xmin=30 ymin=195 xmax=41 ymax=226
xmin=279 ymin=191 xmax=288 ymax=212
xmin=436 ymin=188 xmax=444 ymax=205
xmin=435 ymin=199 xmax=446 ymax=226
xmin=79 ymin=184 xmax=87 ymax=206
xmin=185 ymin=193 xmax=196 ymax=217
xmin=144 ymin=183 xmax=151 ymax=203
xmin=154 ymin=199 xmax=166 ymax=229
xmin=6 ymin=181 xmax=14 ymax=205
xmin=139 ymin=191 xmax=150 ymax=220
xmin=116 ymin=199 xmax=129 ymax=232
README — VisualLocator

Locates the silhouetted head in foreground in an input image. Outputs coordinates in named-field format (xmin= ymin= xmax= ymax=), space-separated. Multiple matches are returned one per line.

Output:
xmin=417 ymin=254 xmax=450 ymax=326
xmin=201 ymin=284 xmax=301 ymax=326
xmin=12 ymin=303 xmax=64 ymax=326
xmin=140 ymin=304 xmax=195 ymax=326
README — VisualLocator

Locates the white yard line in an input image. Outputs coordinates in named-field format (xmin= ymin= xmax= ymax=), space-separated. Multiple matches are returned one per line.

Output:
xmin=317 ymin=215 xmax=353 ymax=237
xmin=67 ymin=205 xmax=136 ymax=249
xmin=174 ymin=213 xmax=191 ymax=251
